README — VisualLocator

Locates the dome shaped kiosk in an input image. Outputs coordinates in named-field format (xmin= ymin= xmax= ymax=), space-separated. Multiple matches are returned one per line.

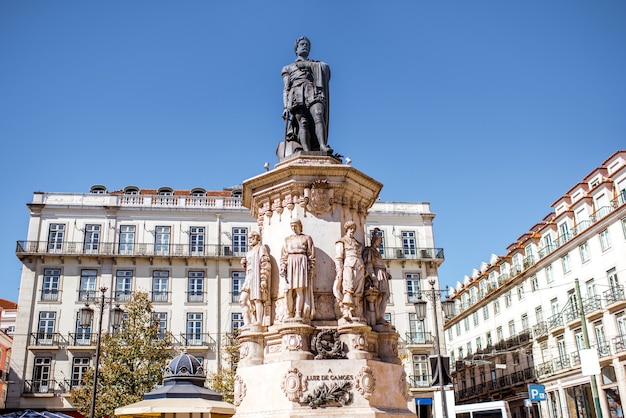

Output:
xmin=115 ymin=351 xmax=235 ymax=418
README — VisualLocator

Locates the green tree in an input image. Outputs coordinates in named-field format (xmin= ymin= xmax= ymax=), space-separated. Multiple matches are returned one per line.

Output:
xmin=207 ymin=329 xmax=240 ymax=404
xmin=70 ymin=291 xmax=172 ymax=418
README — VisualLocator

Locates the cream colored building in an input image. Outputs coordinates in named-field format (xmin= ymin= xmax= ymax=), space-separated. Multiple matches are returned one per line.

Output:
xmin=445 ymin=150 xmax=626 ymax=418
xmin=6 ymin=183 xmax=447 ymax=414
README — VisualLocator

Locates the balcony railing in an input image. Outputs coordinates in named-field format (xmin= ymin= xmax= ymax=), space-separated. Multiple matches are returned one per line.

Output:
xmin=547 ymin=314 xmax=564 ymax=331
xmin=29 ymin=332 xmax=65 ymax=346
xmin=40 ymin=289 xmax=60 ymax=302
xmin=613 ymin=335 xmax=626 ymax=354
xmin=24 ymin=379 xmax=68 ymax=394
xmin=151 ymin=291 xmax=170 ymax=303
xmin=187 ymin=291 xmax=205 ymax=303
xmin=380 ymin=247 xmax=445 ymax=261
xmin=68 ymin=332 xmax=97 ymax=346
xmin=604 ymin=286 xmax=626 ymax=305
xmin=408 ymin=374 xmax=431 ymax=388
xmin=533 ymin=321 xmax=548 ymax=338
xmin=405 ymin=331 xmax=434 ymax=345
xmin=179 ymin=333 xmax=216 ymax=349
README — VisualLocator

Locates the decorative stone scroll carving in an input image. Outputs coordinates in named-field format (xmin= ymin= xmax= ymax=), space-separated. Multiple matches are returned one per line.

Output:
xmin=301 ymin=381 xmax=354 ymax=408
xmin=354 ymin=366 xmax=376 ymax=400
xmin=234 ymin=375 xmax=247 ymax=406
xmin=281 ymin=368 xmax=308 ymax=402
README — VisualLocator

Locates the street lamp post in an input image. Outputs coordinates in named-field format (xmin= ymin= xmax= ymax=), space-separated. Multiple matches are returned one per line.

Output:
xmin=413 ymin=278 xmax=455 ymax=418
xmin=79 ymin=287 xmax=123 ymax=418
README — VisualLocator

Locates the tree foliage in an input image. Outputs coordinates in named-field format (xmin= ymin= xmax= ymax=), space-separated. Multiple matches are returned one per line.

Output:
xmin=69 ymin=291 xmax=173 ymax=418
xmin=207 ymin=329 xmax=240 ymax=404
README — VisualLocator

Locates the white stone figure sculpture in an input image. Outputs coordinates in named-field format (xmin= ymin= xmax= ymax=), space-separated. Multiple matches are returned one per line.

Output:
xmin=333 ymin=221 xmax=365 ymax=320
xmin=240 ymin=231 xmax=272 ymax=327
xmin=279 ymin=219 xmax=316 ymax=320
xmin=362 ymin=228 xmax=391 ymax=325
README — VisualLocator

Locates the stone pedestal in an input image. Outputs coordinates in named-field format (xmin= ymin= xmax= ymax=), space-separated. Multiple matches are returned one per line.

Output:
xmin=234 ymin=154 xmax=413 ymax=417
xmin=234 ymin=359 xmax=414 ymax=418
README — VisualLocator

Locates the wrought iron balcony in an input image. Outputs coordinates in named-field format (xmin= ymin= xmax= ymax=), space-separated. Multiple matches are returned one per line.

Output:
xmin=408 ymin=374 xmax=431 ymax=388
xmin=604 ymin=285 xmax=626 ymax=305
xmin=23 ymin=379 xmax=67 ymax=394
xmin=179 ymin=332 xmax=216 ymax=350
xmin=68 ymin=332 xmax=97 ymax=347
xmin=29 ymin=332 xmax=65 ymax=347
xmin=16 ymin=241 xmax=247 ymax=259
xmin=405 ymin=331 xmax=434 ymax=345
xmin=379 ymin=247 xmax=445 ymax=261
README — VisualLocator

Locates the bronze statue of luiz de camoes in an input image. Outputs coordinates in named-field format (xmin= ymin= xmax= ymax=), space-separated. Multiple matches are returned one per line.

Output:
xmin=278 ymin=36 xmax=333 ymax=158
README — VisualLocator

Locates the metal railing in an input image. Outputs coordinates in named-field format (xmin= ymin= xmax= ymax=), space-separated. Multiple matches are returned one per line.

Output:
xmin=29 ymin=332 xmax=65 ymax=346
xmin=604 ymin=286 xmax=626 ymax=305
xmin=179 ymin=333 xmax=216 ymax=349
xmin=68 ymin=332 xmax=97 ymax=346
xmin=23 ymin=379 xmax=68 ymax=394
xmin=405 ymin=331 xmax=434 ymax=345
xmin=408 ymin=374 xmax=432 ymax=388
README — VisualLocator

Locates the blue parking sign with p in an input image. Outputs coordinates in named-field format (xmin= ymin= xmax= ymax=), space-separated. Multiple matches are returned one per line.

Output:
xmin=529 ymin=384 xmax=546 ymax=401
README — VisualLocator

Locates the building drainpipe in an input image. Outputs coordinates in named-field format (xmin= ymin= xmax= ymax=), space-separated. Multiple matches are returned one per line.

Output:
xmin=216 ymin=213 xmax=222 ymax=371
xmin=575 ymin=278 xmax=602 ymax=418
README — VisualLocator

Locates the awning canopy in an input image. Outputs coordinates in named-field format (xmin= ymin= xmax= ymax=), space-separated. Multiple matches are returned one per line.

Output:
xmin=0 ymin=410 xmax=74 ymax=418
xmin=114 ymin=397 xmax=235 ymax=418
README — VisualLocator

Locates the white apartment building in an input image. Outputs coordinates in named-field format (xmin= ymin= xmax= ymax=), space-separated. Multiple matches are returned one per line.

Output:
xmin=445 ymin=150 xmax=626 ymax=418
xmin=7 ymin=184 xmax=447 ymax=415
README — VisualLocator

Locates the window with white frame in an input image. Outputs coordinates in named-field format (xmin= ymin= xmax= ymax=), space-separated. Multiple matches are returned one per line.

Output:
xmin=232 ymin=227 xmax=248 ymax=255
xmin=79 ymin=269 xmax=97 ymax=301
xmin=599 ymin=229 xmax=611 ymax=251
xmin=153 ymin=312 xmax=168 ymax=339
xmin=466 ymin=341 xmax=472 ymax=355
xmin=463 ymin=317 xmax=470 ymax=331
xmin=535 ymin=306 xmax=544 ymax=323
xmin=412 ymin=354 xmax=430 ymax=387
xmin=37 ymin=312 xmax=56 ymax=344
xmin=408 ymin=313 xmax=426 ymax=344
xmin=608 ymin=268 xmax=619 ymax=290
xmin=47 ymin=223 xmax=65 ymax=251
xmin=550 ymin=298 xmax=559 ymax=316
xmin=579 ymin=241 xmax=590 ymax=263
xmin=115 ymin=270 xmax=133 ymax=302
xmin=447 ymin=328 xmax=453 ymax=342
xmin=186 ymin=313 xmax=203 ymax=345
xmin=32 ymin=357 xmax=52 ymax=393
xmin=188 ymin=271 xmax=205 ymax=303
xmin=545 ymin=264 xmax=554 ymax=283
xmin=71 ymin=357 xmax=90 ymax=388
xmin=231 ymin=312 xmax=244 ymax=332
xmin=476 ymin=337 xmax=482 ymax=351
xmin=189 ymin=226 xmax=205 ymax=254
xmin=482 ymin=305 xmax=489 ymax=320
xmin=472 ymin=311 xmax=479 ymax=327
xmin=486 ymin=332 xmax=492 ymax=346
xmin=616 ymin=312 xmax=626 ymax=338
xmin=561 ymin=253 xmax=571 ymax=274
xmin=585 ymin=279 xmax=596 ymax=297
xmin=574 ymin=328 xmax=584 ymax=351
xmin=155 ymin=226 xmax=171 ymax=254
xmin=401 ymin=231 xmax=416 ymax=256
xmin=84 ymin=224 xmax=100 ymax=252
xmin=405 ymin=273 xmax=420 ymax=303
xmin=232 ymin=271 xmax=245 ymax=303
xmin=493 ymin=300 xmax=500 ymax=315
xmin=42 ymin=268 xmax=60 ymax=301
xmin=517 ymin=283 xmax=524 ymax=300
xmin=530 ymin=275 xmax=539 ymax=292
xmin=152 ymin=271 xmax=169 ymax=303
xmin=504 ymin=291 xmax=512 ymax=307
xmin=455 ymin=323 xmax=461 ymax=337
xmin=508 ymin=320 xmax=516 ymax=337
xmin=521 ymin=314 xmax=529 ymax=331
xmin=74 ymin=311 xmax=91 ymax=345
xmin=119 ymin=225 xmax=135 ymax=253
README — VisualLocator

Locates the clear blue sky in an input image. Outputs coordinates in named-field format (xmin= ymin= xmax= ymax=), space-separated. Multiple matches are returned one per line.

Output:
xmin=1 ymin=1 xmax=624 ymax=302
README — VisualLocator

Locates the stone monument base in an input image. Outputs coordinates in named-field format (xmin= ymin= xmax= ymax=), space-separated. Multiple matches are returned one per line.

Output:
xmin=233 ymin=359 xmax=414 ymax=418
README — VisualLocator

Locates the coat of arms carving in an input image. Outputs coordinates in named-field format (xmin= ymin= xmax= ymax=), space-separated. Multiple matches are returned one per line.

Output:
xmin=304 ymin=180 xmax=334 ymax=214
